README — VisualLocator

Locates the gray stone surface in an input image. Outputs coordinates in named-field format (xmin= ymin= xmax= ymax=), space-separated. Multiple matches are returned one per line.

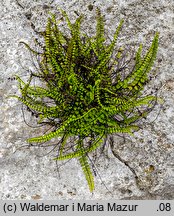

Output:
xmin=0 ymin=0 xmax=174 ymax=199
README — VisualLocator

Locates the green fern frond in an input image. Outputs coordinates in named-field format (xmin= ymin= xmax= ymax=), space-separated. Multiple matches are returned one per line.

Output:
xmin=54 ymin=133 xmax=105 ymax=161
xmin=79 ymin=154 xmax=95 ymax=192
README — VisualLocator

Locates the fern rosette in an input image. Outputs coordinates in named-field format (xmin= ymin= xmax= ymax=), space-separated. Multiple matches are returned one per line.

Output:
xmin=11 ymin=8 xmax=159 ymax=192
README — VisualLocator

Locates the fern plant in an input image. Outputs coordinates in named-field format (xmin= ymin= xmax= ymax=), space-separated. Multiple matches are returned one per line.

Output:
xmin=10 ymin=8 xmax=159 ymax=192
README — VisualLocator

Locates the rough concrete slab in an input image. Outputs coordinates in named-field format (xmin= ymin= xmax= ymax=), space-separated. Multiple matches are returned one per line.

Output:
xmin=0 ymin=0 xmax=174 ymax=199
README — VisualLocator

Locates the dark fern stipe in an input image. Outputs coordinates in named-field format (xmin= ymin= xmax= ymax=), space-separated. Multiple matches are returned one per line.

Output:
xmin=9 ymin=8 xmax=160 ymax=192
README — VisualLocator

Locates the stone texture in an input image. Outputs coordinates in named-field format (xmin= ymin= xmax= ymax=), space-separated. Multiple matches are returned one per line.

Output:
xmin=0 ymin=0 xmax=174 ymax=199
